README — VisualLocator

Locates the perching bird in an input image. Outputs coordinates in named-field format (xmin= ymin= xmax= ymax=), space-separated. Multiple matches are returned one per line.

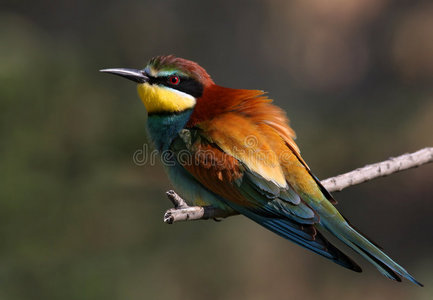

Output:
xmin=101 ymin=55 xmax=422 ymax=286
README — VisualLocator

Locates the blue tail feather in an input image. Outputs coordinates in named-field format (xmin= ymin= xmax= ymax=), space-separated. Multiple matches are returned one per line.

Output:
xmin=234 ymin=206 xmax=362 ymax=272
xmin=321 ymin=219 xmax=423 ymax=286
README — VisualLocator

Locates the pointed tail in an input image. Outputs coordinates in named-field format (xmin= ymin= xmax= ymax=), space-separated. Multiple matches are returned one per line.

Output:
xmin=320 ymin=218 xmax=423 ymax=286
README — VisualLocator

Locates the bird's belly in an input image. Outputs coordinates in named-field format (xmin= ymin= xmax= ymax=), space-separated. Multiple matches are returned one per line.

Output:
xmin=163 ymin=161 xmax=233 ymax=211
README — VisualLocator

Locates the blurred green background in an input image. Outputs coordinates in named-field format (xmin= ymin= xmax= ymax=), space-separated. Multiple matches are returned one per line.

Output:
xmin=1 ymin=0 xmax=433 ymax=299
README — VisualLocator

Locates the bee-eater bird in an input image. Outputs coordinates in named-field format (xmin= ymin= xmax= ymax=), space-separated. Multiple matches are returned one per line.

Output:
xmin=101 ymin=55 xmax=422 ymax=286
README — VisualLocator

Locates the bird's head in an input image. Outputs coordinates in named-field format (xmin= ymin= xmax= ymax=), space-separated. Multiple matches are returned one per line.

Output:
xmin=100 ymin=55 xmax=214 ymax=114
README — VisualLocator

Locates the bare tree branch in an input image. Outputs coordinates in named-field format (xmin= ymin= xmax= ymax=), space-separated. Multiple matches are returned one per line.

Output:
xmin=163 ymin=190 xmax=237 ymax=224
xmin=321 ymin=147 xmax=433 ymax=192
xmin=163 ymin=147 xmax=433 ymax=224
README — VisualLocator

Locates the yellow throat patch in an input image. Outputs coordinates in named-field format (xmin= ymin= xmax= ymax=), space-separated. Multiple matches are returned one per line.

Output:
xmin=137 ymin=83 xmax=196 ymax=114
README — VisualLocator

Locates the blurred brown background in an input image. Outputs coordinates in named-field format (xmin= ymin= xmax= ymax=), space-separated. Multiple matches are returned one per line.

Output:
xmin=1 ymin=0 xmax=432 ymax=299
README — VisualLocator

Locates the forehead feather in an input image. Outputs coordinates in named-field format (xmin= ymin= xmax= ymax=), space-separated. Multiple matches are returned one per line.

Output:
xmin=147 ymin=55 xmax=213 ymax=84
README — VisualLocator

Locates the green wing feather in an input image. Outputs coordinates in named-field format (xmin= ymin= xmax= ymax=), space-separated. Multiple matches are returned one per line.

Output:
xmin=170 ymin=127 xmax=362 ymax=272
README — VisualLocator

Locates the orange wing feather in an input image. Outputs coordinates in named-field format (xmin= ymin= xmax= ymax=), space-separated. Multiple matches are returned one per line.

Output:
xmin=188 ymin=85 xmax=300 ymax=155
xmin=186 ymin=85 xmax=319 ymax=198
xmin=199 ymin=113 xmax=287 ymax=187
xmin=181 ymin=141 xmax=250 ymax=206
xmin=174 ymin=85 xmax=342 ymax=249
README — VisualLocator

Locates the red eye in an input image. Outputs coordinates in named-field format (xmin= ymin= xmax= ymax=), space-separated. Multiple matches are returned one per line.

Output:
xmin=168 ymin=75 xmax=180 ymax=85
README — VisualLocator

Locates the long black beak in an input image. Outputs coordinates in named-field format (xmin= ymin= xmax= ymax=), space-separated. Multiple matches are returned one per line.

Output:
xmin=99 ymin=68 xmax=149 ymax=83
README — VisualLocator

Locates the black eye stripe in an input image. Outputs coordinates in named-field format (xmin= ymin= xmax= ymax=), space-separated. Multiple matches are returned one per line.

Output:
xmin=147 ymin=75 xmax=203 ymax=98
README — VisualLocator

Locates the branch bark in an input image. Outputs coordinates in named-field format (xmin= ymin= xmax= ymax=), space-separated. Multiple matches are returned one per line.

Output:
xmin=321 ymin=147 xmax=433 ymax=191
xmin=163 ymin=190 xmax=238 ymax=224
xmin=163 ymin=147 xmax=433 ymax=224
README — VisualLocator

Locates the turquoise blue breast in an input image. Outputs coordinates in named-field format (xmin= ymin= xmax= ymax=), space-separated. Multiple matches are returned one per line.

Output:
xmin=146 ymin=109 xmax=193 ymax=151
xmin=146 ymin=109 xmax=233 ymax=211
